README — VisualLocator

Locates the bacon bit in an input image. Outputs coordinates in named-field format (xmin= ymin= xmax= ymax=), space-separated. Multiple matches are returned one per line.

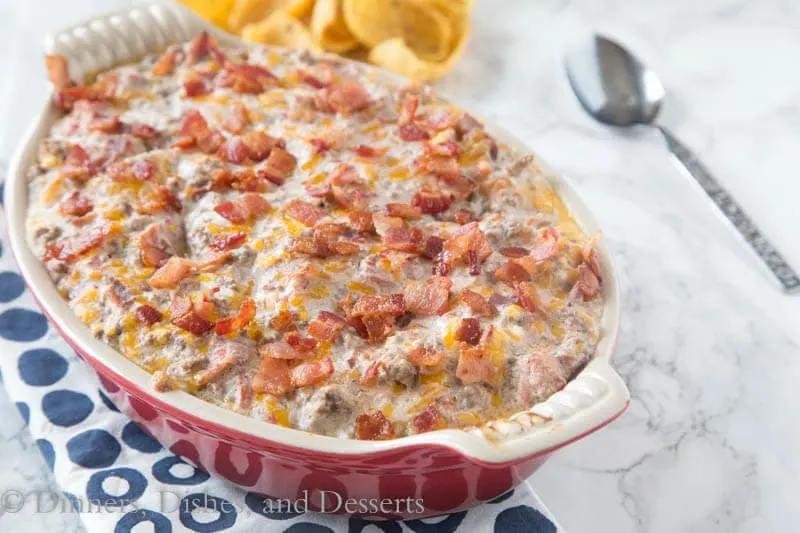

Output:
xmin=53 ymin=73 xmax=117 ymax=111
xmin=215 ymin=299 xmax=256 ymax=336
xmin=258 ymin=146 xmax=296 ymax=185
xmin=169 ymin=295 xmax=214 ymax=335
xmin=398 ymin=123 xmax=429 ymax=141
xmin=488 ymin=292 xmax=515 ymax=308
xmin=291 ymin=357 xmax=334 ymax=388
xmin=283 ymin=331 xmax=318 ymax=355
xmin=241 ymin=192 xmax=270 ymax=216
xmin=582 ymin=234 xmax=602 ymax=279
xmin=515 ymin=282 xmax=541 ymax=312
xmin=307 ymin=311 xmax=347 ymax=343
xmin=444 ymin=222 xmax=492 ymax=270
xmin=253 ymin=357 xmax=292 ymax=396
xmin=298 ymin=70 xmax=328 ymax=88
xmin=236 ymin=375 xmax=253 ymax=409
xmin=219 ymin=63 xmax=278 ymax=94
xmin=138 ymin=184 xmax=182 ymax=215
xmin=400 ymin=93 xmax=419 ymax=124
xmin=407 ymin=347 xmax=445 ymax=369
xmin=352 ymin=144 xmax=388 ymax=158
xmin=259 ymin=340 xmax=301 ymax=360
xmin=576 ymin=263 xmax=601 ymax=301
xmin=285 ymin=199 xmax=326 ymax=226
xmin=220 ymin=137 xmax=249 ymax=164
xmin=416 ymin=154 xmax=460 ymax=180
xmin=403 ymin=276 xmax=452 ymax=316
xmin=59 ymin=191 xmax=93 ymax=217
xmin=467 ymin=250 xmax=481 ymax=276
xmin=135 ymin=305 xmax=163 ymax=325
xmin=351 ymin=294 xmax=406 ymax=318
xmin=151 ymin=49 xmax=176 ymax=76
xmin=209 ymin=232 xmax=247 ymax=252
xmin=411 ymin=404 xmax=447 ymax=434
xmin=242 ymin=130 xmax=281 ymax=162
xmin=422 ymin=235 xmax=444 ymax=260
xmin=270 ymin=310 xmax=295 ymax=332
xmin=423 ymin=140 xmax=463 ymax=158
xmin=221 ymin=102 xmax=249 ymax=134
xmin=88 ymin=114 xmax=121 ymax=133
xmin=133 ymin=160 xmax=156 ymax=180
xmin=499 ymin=247 xmax=529 ymax=258
xmin=422 ymin=108 xmax=462 ymax=133
xmin=412 ymin=184 xmax=452 ymax=215
xmin=456 ymin=345 xmax=497 ymax=385
xmin=494 ymin=261 xmax=531 ymax=283
xmin=108 ymin=279 xmax=135 ymax=309
xmin=461 ymin=290 xmax=497 ymax=317
xmin=213 ymin=201 xmax=247 ymax=224
xmin=358 ymin=361 xmax=383 ymax=386
xmin=186 ymin=31 xmax=226 ymax=66
xmin=385 ymin=203 xmax=422 ymax=220
xmin=309 ymin=138 xmax=332 ymax=154
xmin=348 ymin=210 xmax=374 ymax=233
xmin=183 ymin=73 xmax=209 ymax=97
xmin=355 ymin=410 xmax=394 ymax=440
xmin=453 ymin=210 xmax=473 ymax=224
xmin=60 ymin=144 xmax=94 ymax=181
xmin=314 ymin=80 xmax=371 ymax=114
xmin=149 ymin=257 xmax=194 ymax=288
xmin=178 ymin=110 xmax=223 ymax=154
xmin=46 ymin=55 xmax=73 ymax=89
xmin=44 ymin=225 xmax=108 ymax=262
xmin=139 ymin=222 xmax=181 ymax=268
xmin=129 ymin=123 xmax=159 ymax=139
xmin=214 ymin=194 xmax=268 ymax=224
xmin=456 ymin=317 xmax=482 ymax=346
xmin=530 ymin=226 xmax=559 ymax=263
xmin=373 ymin=215 xmax=422 ymax=254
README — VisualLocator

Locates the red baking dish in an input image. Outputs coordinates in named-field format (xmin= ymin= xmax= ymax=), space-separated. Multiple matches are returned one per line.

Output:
xmin=5 ymin=1 xmax=629 ymax=519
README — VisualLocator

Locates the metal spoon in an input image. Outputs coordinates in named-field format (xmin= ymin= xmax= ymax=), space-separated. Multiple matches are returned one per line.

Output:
xmin=565 ymin=35 xmax=800 ymax=292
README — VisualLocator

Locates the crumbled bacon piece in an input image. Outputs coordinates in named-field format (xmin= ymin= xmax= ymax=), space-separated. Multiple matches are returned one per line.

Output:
xmin=348 ymin=210 xmax=374 ymax=233
xmin=373 ymin=215 xmax=422 ymax=254
xmin=46 ymin=55 xmax=73 ymax=89
xmin=576 ymin=263 xmax=601 ymax=301
xmin=423 ymin=140 xmax=463 ymax=158
xmin=456 ymin=317 xmax=482 ymax=346
xmin=186 ymin=31 xmax=226 ymax=66
xmin=385 ymin=203 xmax=422 ymax=220
xmin=221 ymin=102 xmax=249 ymax=134
xmin=59 ymin=191 xmax=93 ymax=217
xmin=291 ymin=357 xmax=334 ymax=388
xmin=309 ymin=138 xmax=332 ymax=154
xmin=403 ymin=276 xmax=451 ymax=316
xmin=515 ymin=282 xmax=541 ymax=312
xmin=253 ymin=357 xmax=292 ymax=396
xmin=138 ymin=222 xmax=182 ymax=268
xmin=421 ymin=108 xmax=462 ymax=133
xmin=129 ymin=123 xmax=159 ymax=139
xmin=88 ymin=114 xmax=121 ymax=133
xmin=352 ymin=144 xmax=388 ymax=158
xmin=358 ymin=361 xmax=383 ymax=386
xmin=398 ymin=123 xmax=429 ymax=142
xmin=178 ymin=110 xmax=223 ymax=154
xmin=109 ymin=279 xmax=135 ymax=309
xmin=219 ymin=136 xmax=249 ymax=164
xmin=412 ymin=184 xmax=453 ymax=215
xmin=400 ymin=93 xmax=419 ymax=124
xmin=214 ymin=193 xmax=269 ymax=224
xmin=582 ymin=234 xmax=602 ymax=279
xmin=456 ymin=344 xmax=496 ymax=385
xmin=138 ymin=184 xmax=182 ymax=214
xmin=269 ymin=310 xmax=295 ymax=332
xmin=422 ymin=235 xmax=444 ymax=260
xmin=530 ymin=226 xmax=559 ymax=263
xmin=314 ymin=80 xmax=370 ymax=114
xmin=260 ymin=147 xmax=297 ymax=184
xmin=44 ymin=225 xmax=108 ymax=262
xmin=298 ymin=70 xmax=328 ymax=88
xmin=460 ymin=290 xmax=496 ymax=317
xmin=218 ymin=63 xmax=278 ymax=93
xmin=351 ymin=294 xmax=406 ymax=318
xmin=407 ymin=347 xmax=445 ymax=369
xmin=416 ymin=154 xmax=460 ymax=180
xmin=259 ymin=340 xmax=302 ymax=360
xmin=60 ymin=144 xmax=94 ymax=181
xmin=499 ymin=247 xmax=529 ymax=258
xmin=133 ymin=160 xmax=155 ymax=180
xmin=411 ymin=404 xmax=447 ymax=434
xmin=307 ymin=311 xmax=347 ymax=343
xmin=215 ymin=299 xmax=256 ymax=336
xmin=355 ymin=410 xmax=394 ymax=440
xmin=152 ymin=49 xmax=176 ymax=76
xmin=285 ymin=199 xmax=326 ymax=226
xmin=283 ymin=331 xmax=318 ymax=356
xmin=209 ymin=232 xmax=247 ymax=252
xmin=494 ymin=261 xmax=531 ymax=283
xmin=183 ymin=73 xmax=209 ymax=97
xmin=169 ymin=295 xmax=214 ymax=335
xmin=53 ymin=73 xmax=117 ymax=110
xmin=135 ymin=305 xmax=163 ymax=325
xmin=149 ymin=257 xmax=194 ymax=288
xmin=443 ymin=222 xmax=492 ymax=269
xmin=242 ymin=130 xmax=281 ymax=162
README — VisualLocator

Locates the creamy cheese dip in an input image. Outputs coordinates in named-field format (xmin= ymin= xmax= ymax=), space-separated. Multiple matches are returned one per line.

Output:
xmin=27 ymin=33 xmax=604 ymax=440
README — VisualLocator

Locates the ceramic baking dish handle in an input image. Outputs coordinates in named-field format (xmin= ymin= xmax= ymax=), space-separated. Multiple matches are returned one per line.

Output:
xmin=44 ymin=1 xmax=238 ymax=81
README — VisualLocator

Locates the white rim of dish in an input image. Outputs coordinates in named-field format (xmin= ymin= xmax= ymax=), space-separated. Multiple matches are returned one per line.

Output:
xmin=4 ymin=0 xmax=629 ymax=464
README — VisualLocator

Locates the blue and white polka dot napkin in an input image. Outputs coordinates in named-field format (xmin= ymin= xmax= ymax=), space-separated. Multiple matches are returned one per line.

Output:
xmin=0 ymin=188 xmax=562 ymax=532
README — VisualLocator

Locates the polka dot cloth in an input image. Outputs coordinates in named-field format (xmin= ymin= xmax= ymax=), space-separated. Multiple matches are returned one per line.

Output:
xmin=0 ymin=219 xmax=561 ymax=532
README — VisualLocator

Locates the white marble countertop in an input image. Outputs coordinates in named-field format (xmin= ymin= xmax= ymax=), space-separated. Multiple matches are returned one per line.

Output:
xmin=2 ymin=0 xmax=800 ymax=531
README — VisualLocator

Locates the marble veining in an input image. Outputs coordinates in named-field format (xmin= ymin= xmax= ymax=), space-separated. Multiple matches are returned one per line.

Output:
xmin=1 ymin=0 xmax=800 ymax=532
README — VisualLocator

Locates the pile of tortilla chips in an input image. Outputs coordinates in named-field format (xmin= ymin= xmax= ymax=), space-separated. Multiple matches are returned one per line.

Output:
xmin=178 ymin=0 xmax=474 ymax=81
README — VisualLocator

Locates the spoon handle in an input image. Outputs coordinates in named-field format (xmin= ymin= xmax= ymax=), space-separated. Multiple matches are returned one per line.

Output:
xmin=656 ymin=125 xmax=800 ymax=292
